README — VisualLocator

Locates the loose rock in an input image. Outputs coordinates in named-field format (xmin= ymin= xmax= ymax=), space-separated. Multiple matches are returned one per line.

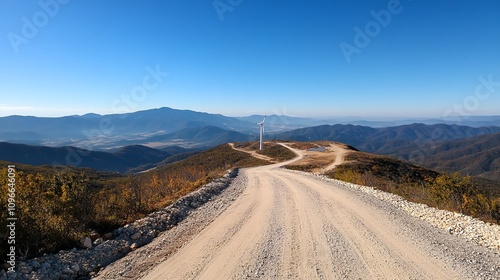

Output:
xmin=81 ymin=237 xmax=92 ymax=249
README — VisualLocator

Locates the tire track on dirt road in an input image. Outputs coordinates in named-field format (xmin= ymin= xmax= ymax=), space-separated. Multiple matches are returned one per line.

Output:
xmin=142 ymin=145 xmax=500 ymax=279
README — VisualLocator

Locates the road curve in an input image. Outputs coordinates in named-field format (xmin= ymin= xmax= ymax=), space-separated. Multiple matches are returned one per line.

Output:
xmin=142 ymin=146 xmax=496 ymax=279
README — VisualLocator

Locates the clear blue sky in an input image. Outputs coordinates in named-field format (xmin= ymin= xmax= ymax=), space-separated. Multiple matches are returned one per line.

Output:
xmin=1 ymin=0 xmax=499 ymax=118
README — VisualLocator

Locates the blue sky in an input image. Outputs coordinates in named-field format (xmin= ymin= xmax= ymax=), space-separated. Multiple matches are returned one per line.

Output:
xmin=1 ymin=0 xmax=499 ymax=118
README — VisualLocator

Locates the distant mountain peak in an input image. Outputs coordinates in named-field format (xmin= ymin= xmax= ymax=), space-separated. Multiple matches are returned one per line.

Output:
xmin=81 ymin=113 xmax=102 ymax=118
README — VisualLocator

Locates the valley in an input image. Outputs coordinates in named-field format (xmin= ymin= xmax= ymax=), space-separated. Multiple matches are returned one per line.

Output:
xmin=2 ymin=108 xmax=500 ymax=182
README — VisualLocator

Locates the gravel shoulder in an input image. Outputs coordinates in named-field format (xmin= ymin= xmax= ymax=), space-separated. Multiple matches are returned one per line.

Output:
xmin=93 ymin=173 xmax=247 ymax=280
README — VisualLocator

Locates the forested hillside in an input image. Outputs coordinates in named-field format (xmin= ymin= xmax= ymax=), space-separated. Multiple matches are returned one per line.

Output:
xmin=415 ymin=133 xmax=500 ymax=181
xmin=0 ymin=144 xmax=268 ymax=262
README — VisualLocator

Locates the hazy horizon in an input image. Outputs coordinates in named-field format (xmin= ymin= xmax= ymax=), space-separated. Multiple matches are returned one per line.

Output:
xmin=1 ymin=106 xmax=499 ymax=123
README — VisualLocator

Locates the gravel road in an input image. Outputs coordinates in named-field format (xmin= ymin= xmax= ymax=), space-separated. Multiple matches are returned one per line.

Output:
xmin=140 ymin=151 xmax=500 ymax=280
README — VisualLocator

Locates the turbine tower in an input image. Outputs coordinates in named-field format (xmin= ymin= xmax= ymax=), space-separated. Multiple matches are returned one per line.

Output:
xmin=257 ymin=115 xmax=266 ymax=150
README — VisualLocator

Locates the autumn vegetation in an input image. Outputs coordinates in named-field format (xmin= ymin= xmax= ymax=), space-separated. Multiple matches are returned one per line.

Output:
xmin=326 ymin=151 xmax=500 ymax=224
xmin=0 ymin=144 xmax=268 ymax=263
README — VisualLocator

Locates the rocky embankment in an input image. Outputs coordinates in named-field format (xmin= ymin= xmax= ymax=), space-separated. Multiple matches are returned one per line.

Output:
xmin=0 ymin=169 xmax=238 ymax=280
xmin=296 ymin=170 xmax=500 ymax=252
xmin=327 ymin=176 xmax=500 ymax=252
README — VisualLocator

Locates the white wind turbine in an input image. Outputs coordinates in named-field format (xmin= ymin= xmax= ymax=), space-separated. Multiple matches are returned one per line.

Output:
xmin=257 ymin=115 xmax=266 ymax=150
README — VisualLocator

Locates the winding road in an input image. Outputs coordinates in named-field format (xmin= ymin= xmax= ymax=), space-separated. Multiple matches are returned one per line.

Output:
xmin=141 ymin=145 xmax=498 ymax=279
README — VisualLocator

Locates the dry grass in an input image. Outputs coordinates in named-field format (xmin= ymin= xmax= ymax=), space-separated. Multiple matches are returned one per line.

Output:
xmin=288 ymin=142 xmax=320 ymax=150
xmin=232 ymin=141 xmax=296 ymax=162
xmin=256 ymin=144 xmax=296 ymax=162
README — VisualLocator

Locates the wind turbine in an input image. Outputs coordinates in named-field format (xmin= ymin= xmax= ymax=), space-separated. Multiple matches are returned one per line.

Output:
xmin=257 ymin=115 xmax=266 ymax=150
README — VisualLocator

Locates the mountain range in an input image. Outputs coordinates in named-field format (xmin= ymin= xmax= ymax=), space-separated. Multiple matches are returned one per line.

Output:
xmin=1 ymin=107 xmax=500 ymax=181
xmin=274 ymin=123 xmax=500 ymax=155
xmin=1 ymin=107 xmax=500 ymax=149
xmin=2 ymin=123 xmax=500 ymax=181
xmin=116 ymin=126 xmax=254 ymax=149
xmin=0 ymin=108 xmax=252 ymax=148
xmin=273 ymin=124 xmax=500 ymax=181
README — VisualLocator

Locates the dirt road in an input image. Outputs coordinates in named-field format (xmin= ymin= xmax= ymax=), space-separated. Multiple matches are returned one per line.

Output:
xmin=142 ymin=147 xmax=499 ymax=279
xmin=322 ymin=143 xmax=348 ymax=172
